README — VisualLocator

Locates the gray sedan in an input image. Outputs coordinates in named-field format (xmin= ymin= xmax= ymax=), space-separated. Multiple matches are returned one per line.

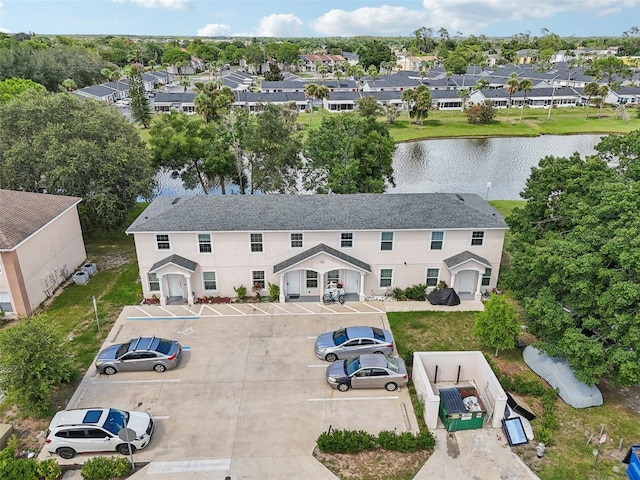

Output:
xmin=314 ymin=325 xmax=394 ymax=362
xmin=96 ymin=336 xmax=182 ymax=374
xmin=326 ymin=354 xmax=408 ymax=391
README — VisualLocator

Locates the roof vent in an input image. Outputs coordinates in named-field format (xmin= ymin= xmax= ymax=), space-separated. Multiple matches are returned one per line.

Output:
xmin=171 ymin=198 xmax=181 ymax=205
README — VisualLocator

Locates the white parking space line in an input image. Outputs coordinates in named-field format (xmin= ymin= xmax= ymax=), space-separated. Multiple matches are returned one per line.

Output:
xmin=226 ymin=304 xmax=248 ymax=315
xmin=201 ymin=304 xmax=223 ymax=315
xmin=159 ymin=306 xmax=176 ymax=316
xmin=295 ymin=303 xmax=314 ymax=314
xmin=250 ymin=304 xmax=269 ymax=315
xmin=91 ymin=379 xmax=181 ymax=385
xmin=307 ymin=364 xmax=327 ymax=368
xmin=133 ymin=306 xmax=153 ymax=317
xmin=153 ymin=416 xmax=170 ymax=420
xmin=147 ymin=458 xmax=231 ymax=474
xmin=316 ymin=303 xmax=338 ymax=313
xmin=341 ymin=303 xmax=361 ymax=313
xmin=361 ymin=302 xmax=386 ymax=313
xmin=309 ymin=396 xmax=400 ymax=402
xmin=270 ymin=302 xmax=291 ymax=314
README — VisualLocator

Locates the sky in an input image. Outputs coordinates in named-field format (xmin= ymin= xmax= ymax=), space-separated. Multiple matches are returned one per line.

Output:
xmin=0 ymin=0 xmax=639 ymax=39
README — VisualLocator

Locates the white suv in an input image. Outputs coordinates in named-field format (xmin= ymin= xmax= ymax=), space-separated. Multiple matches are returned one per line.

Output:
xmin=45 ymin=408 xmax=154 ymax=459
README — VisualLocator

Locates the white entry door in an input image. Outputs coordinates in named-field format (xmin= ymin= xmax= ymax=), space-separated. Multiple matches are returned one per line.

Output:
xmin=167 ymin=275 xmax=184 ymax=298
xmin=287 ymin=271 xmax=300 ymax=296
xmin=344 ymin=270 xmax=359 ymax=294
xmin=458 ymin=271 xmax=476 ymax=294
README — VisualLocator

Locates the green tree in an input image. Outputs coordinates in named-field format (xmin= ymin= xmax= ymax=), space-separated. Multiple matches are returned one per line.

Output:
xmin=355 ymin=95 xmax=381 ymax=118
xmin=505 ymin=73 xmax=519 ymax=116
xmin=583 ymin=81 xmax=601 ymax=119
xmin=0 ymin=317 xmax=76 ymax=417
xmin=0 ymin=77 xmax=45 ymax=103
xmin=161 ymin=47 xmax=191 ymax=68
xmin=409 ymin=85 xmax=432 ymax=126
xmin=148 ymin=112 xmax=236 ymax=194
xmin=382 ymin=103 xmax=400 ymax=124
xmin=125 ymin=63 xmax=151 ymax=128
xmin=357 ymin=40 xmax=394 ymax=70
xmin=304 ymin=83 xmax=319 ymax=125
xmin=443 ymin=52 xmax=468 ymax=74
xmin=473 ymin=295 xmax=520 ymax=356
xmin=303 ymin=114 xmax=395 ymax=194
xmin=465 ymin=100 xmax=497 ymax=124
xmin=517 ymin=78 xmax=533 ymax=121
xmin=0 ymin=91 xmax=155 ymax=233
xmin=243 ymin=103 xmax=303 ymax=194
xmin=263 ymin=61 xmax=284 ymax=81
xmin=60 ymin=78 xmax=77 ymax=92
xmin=193 ymin=82 xmax=235 ymax=123
xmin=505 ymin=138 xmax=640 ymax=386
xmin=587 ymin=56 xmax=633 ymax=90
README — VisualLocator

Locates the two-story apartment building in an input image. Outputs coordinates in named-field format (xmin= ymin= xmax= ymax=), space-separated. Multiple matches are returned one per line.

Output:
xmin=126 ymin=194 xmax=507 ymax=305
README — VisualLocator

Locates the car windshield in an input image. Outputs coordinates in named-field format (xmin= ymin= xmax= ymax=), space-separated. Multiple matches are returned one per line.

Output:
xmin=102 ymin=409 xmax=129 ymax=435
xmin=345 ymin=358 xmax=361 ymax=375
xmin=332 ymin=328 xmax=349 ymax=346
xmin=386 ymin=357 xmax=400 ymax=373
xmin=155 ymin=339 xmax=173 ymax=355
xmin=115 ymin=340 xmax=133 ymax=358
xmin=371 ymin=327 xmax=385 ymax=341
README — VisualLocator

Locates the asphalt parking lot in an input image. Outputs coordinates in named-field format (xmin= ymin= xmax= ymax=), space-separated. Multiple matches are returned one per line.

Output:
xmin=43 ymin=303 xmax=418 ymax=479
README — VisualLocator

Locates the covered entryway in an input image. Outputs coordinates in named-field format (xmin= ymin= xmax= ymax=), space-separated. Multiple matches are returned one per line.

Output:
xmin=273 ymin=244 xmax=371 ymax=302
xmin=444 ymin=251 xmax=493 ymax=300
xmin=149 ymin=254 xmax=198 ymax=306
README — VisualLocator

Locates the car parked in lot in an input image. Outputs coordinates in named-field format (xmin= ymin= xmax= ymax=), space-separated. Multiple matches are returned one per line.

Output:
xmin=95 ymin=336 xmax=182 ymax=374
xmin=326 ymin=354 xmax=408 ymax=391
xmin=45 ymin=408 xmax=154 ymax=459
xmin=314 ymin=326 xmax=394 ymax=362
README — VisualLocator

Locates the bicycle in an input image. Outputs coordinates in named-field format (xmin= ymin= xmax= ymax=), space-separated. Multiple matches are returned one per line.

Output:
xmin=323 ymin=283 xmax=345 ymax=305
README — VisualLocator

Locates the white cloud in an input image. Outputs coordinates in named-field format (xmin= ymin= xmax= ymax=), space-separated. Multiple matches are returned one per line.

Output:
xmin=310 ymin=6 xmax=429 ymax=36
xmin=197 ymin=23 xmax=232 ymax=37
xmin=255 ymin=14 xmax=303 ymax=37
xmin=112 ymin=0 xmax=190 ymax=9
xmin=420 ymin=0 xmax=640 ymax=35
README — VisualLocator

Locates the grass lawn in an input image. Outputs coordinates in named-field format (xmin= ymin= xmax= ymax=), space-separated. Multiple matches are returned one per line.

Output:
xmin=387 ymin=310 xmax=638 ymax=480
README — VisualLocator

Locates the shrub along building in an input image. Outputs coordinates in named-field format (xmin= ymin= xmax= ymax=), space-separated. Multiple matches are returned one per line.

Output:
xmin=126 ymin=193 xmax=507 ymax=305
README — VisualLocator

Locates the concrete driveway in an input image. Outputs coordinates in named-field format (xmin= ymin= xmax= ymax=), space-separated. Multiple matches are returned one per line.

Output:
xmin=44 ymin=303 xmax=418 ymax=479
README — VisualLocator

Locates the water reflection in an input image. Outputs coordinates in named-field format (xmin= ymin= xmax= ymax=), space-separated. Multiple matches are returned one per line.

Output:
xmin=391 ymin=135 xmax=603 ymax=200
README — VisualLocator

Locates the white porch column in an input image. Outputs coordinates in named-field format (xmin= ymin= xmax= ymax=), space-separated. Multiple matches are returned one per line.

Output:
xmin=185 ymin=275 xmax=193 ymax=305
xmin=359 ymin=272 xmax=365 ymax=301
xmin=279 ymin=274 xmax=285 ymax=303
xmin=450 ymin=272 xmax=457 ymax=291
xmin=475 ymin=270 xmax=484 ymax=297
xmin=319 ymin=272 xmax=325 ymax=297
xmin=158 ymin=274 xmax=166 ymax=306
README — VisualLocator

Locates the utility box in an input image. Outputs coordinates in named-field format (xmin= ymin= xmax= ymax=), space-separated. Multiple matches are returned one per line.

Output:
xmin=439 ymin=387 xmax=487 ymax=432
xmin=73 ymin=271 xmax=89 ymax=285
xmin=82 ymin=263 xmax=98 ymax=276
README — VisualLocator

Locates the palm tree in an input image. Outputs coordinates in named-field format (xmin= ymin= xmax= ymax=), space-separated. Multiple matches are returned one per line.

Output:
xmin=318 ymin=65 xmax=329 ymax=80
xmin=315 ymin=85 xmax=330 ymax=117
xmin=505 ymin=73 xmax=519 ymax=116
xmin=518 ymin=79 xmax=533 ymax=121
xmin=583 ymin=81 xmax=601 ymax=119
xmin=304 ymin=83 xmax=319 ymax=126
xmin=334 ymin=69 xmax=344 ymax=83
xmin=457 ymin=88 xmax=470 ymax=110
xmin=401 ymin=88 xmax=415 ymax=121
xmin=597 ymin=85 xmax=609 ymax=119
xmin=180 ymin=78 xmax=191 ymax=92
xmin=367 ymin=65 xmax=379 ymax=89
xmin=60 ymin=78 xmax=77 ymax=92
xmin=147 ymin=60 xmax=156 ymax=72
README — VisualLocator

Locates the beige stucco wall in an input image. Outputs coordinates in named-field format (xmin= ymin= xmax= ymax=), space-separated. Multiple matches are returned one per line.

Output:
xmin=13 ymin=207 xmax=86 ymax=314
xmin=412 ymin=351 xmax=508 ymax=429
xmin=133 ymin=227 xmax=506 ymax=301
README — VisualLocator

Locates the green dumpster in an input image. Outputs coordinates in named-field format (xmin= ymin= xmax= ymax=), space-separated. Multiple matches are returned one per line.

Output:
xmin=438 ymin=387 xmax=487 ymax=432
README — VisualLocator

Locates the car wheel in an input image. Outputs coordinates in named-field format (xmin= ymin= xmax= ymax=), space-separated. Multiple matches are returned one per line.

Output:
xmin=338 ymin=295 xmax=345 ymax=305
xmin=322 ymin=294 xmax=332 ymax=304
xmin=385 ymin=382 xmax=398 ymax=391
xmin=57 ymin=447 xmax=76 ymax=459
xmin=117 ymin=443 xmax=136 ymax=455
xmin=337 ymin=383 xmax=349 ymax=392
xmin=153 ymin=364 xmax=166 ymax=373
xmin=103 ymin=366 xmax=117 ymax=375
xmin=325 ymin=353 xmax=338 ymax=362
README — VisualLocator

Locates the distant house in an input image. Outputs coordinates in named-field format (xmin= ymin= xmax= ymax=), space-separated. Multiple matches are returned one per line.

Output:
xmin=126 ymin=193 xmax=507 ymax=305
xmin=0 ymin=190 xmax=87 ymax=317
xmin=153 ymin=92 xmax=196 ymax=114
xmin=73 ymin=84 xmax=117 ymax=104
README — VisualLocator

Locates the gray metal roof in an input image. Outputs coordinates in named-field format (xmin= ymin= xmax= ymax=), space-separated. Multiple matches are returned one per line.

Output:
xmin=444 ymin=250 xmax=491 ymax=268
xmin=149 ymin=254 xmax=198 ymax=272
xmin=273 ymin=243 xmax=371 ymax=274
xmin=126 ymin=193 xmax=507 ymax=234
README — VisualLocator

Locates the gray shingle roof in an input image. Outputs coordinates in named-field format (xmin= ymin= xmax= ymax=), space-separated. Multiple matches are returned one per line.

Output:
xmin=149 ymin=254 xmax=198 ymax=272
xmin=273 ymin=243 xmax=371 ymax=273
xmin=126 ymin=193 xmax=507 ymax=234
xmin=444 ymin=250 xmax=491 ymax=268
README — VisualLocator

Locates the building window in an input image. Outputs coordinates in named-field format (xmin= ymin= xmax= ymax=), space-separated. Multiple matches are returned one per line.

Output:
xmin=380 ymin=269 xmax=393 ymax=288
xmin=471 ymin=231 xmax=485 ymax=246
xmin=306 ymin=270 xmax=318 ymax=288
xmin=250 ymin=233 xmax=263 ymax=252
xmin=430 ymin=231 xmax=444 ymax=250
xmin=0 ymin=292 xmax=12 ymax=313
xmin=198 ymin=234 xmax=212 ymax=253
xmin=156 ymin=234 xmax=170 ymax=250
xmin=327 ymin=270 xmax=340 ymax=286
xmin=203 ymin=271 xmax=217 ymax=290
xmin=340 ymin=232 xmax=353 ymax=248
xmin=252 ymin=270 xmax=266 ymax=289
xmin=380 ymin=232 xmax=394 ymax=251
xmin=426 ymin=268 xmax=439 ymax=287
xmin=290 ymin=233 xmax=303 ymax=249
xmin=482 ymin=268 xmax=492 ymax=286
xmin=148 ymin=273 xmax=160 ymax=292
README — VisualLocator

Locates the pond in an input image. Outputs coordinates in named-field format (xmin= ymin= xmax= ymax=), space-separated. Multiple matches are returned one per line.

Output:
xmin=153 ymin=134 xmax=606 ymax=200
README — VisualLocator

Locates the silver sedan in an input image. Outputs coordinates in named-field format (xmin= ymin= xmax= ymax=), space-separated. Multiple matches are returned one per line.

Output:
xmin=326 ymin=354 xmax=408 ymax=391
xmin=314 ymin=325 xmax=394 ymax=362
